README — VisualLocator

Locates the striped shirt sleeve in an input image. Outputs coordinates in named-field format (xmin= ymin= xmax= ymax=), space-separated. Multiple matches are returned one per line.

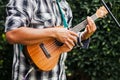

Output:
xmin=5 ymin=0 xmax=33 ymax=32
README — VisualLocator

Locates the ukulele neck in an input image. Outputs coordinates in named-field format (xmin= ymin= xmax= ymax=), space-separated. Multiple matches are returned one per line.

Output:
xmin=71 ymin=14 xmax=98 ymax=33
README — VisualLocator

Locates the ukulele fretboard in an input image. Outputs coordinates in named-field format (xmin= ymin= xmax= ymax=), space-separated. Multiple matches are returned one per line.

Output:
xmin=71 ymin=14 xmax=97 ymax=33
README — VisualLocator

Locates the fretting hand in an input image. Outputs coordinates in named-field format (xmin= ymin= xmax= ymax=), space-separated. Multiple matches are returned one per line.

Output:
xmin=81 ymin=16 xmax=97 ymax=40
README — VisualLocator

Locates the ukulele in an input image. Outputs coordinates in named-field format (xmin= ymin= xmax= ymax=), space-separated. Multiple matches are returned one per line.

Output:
xmin=25 ymin=6 xmax=108 ymax=71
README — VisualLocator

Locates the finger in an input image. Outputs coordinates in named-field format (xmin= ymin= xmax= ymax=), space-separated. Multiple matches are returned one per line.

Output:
xmin=68 ymin=31 xmax=78 ymax=43
xmin=86 ymin=25 xmax=90 ymax=33
xmin=67 ymin=38 xmax=75 ymax=46
xmin=64 ymin=40 xmax=73 ymax=50
xmin=69 ymin=31 xmax=78 ymax=37
xmin=83 ymin=25 xmax=92 ymax=39
xmin=87 ymin=17 xmax=96 ymax=27
xmin=87 ymin=17 xmax=96 ymax=32
xmin=69 ymin=35 xmax=77 ymax=43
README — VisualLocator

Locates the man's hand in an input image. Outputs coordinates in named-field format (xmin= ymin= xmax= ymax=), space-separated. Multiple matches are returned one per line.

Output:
xmin=81 ymin=16 xmax=97 ymax=40
xmin=53 ymin=27 xmax=78 ymax=52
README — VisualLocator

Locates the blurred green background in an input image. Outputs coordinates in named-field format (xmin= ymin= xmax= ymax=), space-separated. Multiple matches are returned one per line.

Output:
xmin=0 ymin=0 xmax=120 ymax=80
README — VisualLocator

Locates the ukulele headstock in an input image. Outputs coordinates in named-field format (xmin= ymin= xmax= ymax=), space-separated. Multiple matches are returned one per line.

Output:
xmin=96 ymin=6 xmax=108 ymax=18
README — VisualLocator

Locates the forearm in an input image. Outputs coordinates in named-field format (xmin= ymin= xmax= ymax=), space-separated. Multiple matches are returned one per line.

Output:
xmin=5 ymin=27 xmax=56 ymax=45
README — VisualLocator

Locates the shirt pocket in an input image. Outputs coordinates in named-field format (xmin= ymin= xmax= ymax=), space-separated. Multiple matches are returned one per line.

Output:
xmin=32 ymin=12 xmax=56 ymax=28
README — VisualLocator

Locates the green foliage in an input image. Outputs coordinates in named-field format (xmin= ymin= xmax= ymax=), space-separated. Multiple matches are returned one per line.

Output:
xmin=0 ymin=0 xmax=12 ymax=80
xmin=0 ymin=0 xmax=120 ymax=80
xmin=66 ymin=0 xmax=120 ymax=80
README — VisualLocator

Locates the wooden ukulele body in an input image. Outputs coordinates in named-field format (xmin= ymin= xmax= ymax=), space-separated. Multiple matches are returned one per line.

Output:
xmin=26 ymin=38 xmax=63 ymax=71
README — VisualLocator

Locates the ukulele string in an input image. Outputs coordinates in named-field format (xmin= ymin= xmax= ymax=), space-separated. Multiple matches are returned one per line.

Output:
xmin=45 ymin=40 xmax=60 ymax=52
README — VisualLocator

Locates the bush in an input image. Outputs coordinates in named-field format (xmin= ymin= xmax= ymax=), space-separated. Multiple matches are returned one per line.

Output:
xmin=66 ymin=0 xmax=120 ymax=80
xmin=0 ymin=0 xmax=120 ymax=80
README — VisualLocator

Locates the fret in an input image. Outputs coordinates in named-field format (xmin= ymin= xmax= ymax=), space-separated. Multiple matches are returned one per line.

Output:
xmin=71 ymin=14 xmax=98 ymax=33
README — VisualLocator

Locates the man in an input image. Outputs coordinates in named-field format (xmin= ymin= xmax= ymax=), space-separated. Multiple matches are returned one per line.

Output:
xmin=5 ymin=0 xmax=96 ymax=80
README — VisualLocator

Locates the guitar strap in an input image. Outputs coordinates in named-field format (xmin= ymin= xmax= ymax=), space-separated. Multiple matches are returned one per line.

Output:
xmin=56 ymin=0 xmax=83 ymax=47
xmin=56 ymin=0 xmax=68 ymax=28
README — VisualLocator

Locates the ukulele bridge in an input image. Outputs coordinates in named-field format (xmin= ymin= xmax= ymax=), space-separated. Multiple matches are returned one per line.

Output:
xmin=40 ymin=43 xmax=51 ymax=58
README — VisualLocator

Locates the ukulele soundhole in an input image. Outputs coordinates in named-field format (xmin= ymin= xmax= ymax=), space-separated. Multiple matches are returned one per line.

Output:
xmin=55 ymin=40 xmax=63 ymax=46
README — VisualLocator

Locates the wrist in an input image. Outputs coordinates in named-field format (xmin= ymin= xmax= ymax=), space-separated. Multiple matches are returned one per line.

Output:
xmin=81 ymin=31 xmax=86 ymax=41
xmin=49 ymin=28 xmax=58 ymax=39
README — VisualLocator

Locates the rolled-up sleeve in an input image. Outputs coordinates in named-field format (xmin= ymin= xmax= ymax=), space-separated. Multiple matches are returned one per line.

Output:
xmin=81 ymin=38 xmax=90 ymax=48
xmin=5 ymin=0 xmax=33 ymax=32
xmin=77 ymin=32 xmax=90 ymax=49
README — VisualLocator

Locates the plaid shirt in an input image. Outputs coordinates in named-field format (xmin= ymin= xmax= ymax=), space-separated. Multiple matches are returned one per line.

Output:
xmin=5 ymin=0 xmax=90 ymax=80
